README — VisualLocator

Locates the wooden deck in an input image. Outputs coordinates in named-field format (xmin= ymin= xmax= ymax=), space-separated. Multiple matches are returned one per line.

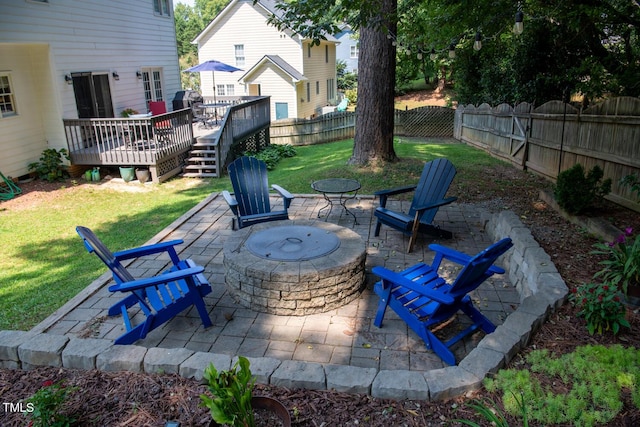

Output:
xmin=64 ymin=97 xmax=272 ymax=183
xmin=64 ymin=109 xmax=194 ymax=183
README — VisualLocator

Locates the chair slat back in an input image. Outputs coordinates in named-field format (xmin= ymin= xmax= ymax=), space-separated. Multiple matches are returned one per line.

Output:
xmin=148 ymin=101 xmax=167 ymax=115
xmin=76 ymin=226 xmax=135 ymax=284
xmin=448 ymin=238 xmax=513 ymax=298
xmin=409 ymin=158 xmax=457 ymax=224
xmin=228 ymin=156 xmax=271 ymax=217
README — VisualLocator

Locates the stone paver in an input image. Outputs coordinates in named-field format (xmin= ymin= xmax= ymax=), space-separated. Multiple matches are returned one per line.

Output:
xmin=6 ymin=192 xmax=567 ymax=400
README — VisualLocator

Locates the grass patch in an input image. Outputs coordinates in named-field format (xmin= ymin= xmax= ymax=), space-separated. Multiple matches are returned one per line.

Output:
xmin=0 ymin=139 xmax=503 ymax=330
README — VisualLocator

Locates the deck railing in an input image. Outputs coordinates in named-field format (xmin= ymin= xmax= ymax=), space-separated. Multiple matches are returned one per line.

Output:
xmin=206 ymin=96 xmax=271 ymax=169
xmin=63 ymin=109 xmax=194 ymax=166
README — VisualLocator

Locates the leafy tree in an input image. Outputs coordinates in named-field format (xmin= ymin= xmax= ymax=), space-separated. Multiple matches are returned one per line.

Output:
xmin=259 ymin=0 xmax=398 ymax=165
xmin=175 ymin=0 xmax=231 ymax=87
xmin=400 ymin=0 xmax=640 ymax=106
xmin=175 ymin=3 xmax=201 ymax=57
xmin=337 ymin=60 xmax=357 ymax=91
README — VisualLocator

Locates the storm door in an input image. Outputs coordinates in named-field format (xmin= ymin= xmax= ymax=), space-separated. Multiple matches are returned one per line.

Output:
xmin=71 ymin=72 xmax=114 ymax=118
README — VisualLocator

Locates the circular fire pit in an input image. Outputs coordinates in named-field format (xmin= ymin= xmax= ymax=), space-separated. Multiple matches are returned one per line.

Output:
xmin=223 ymin=220 xmax=366 ymax=315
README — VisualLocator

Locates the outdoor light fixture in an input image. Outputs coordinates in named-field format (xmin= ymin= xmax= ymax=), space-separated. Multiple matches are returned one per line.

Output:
xmin=430 ymin=49 xmax=437 ymax=61
xmin=64 ymin=74 xmax=73 ymax=84
xmin=112 ymin=71 xmax=120 ymax=81
xmin=417 ymin=52 xmax=423 ymax=60
xmin=136 ymin=70 xmax=142 ymax=79
xmin=514 ymin=10 xmax=524 ymax=35
xmin=473 ymin=32 xmax=482 ymax=51
xmin=448 ymin=44 xmax=456 ymax=58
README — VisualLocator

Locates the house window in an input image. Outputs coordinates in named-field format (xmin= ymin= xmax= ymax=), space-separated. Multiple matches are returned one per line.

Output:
xmin=316 ymin=81 xmax=319 ymax=95
xmin=0 ymin=75 xmax=17 ymax=118
xmin=350 ymin=44 xmax=359 ymax=58
xmin=326 ymin=78 xmax=335 ymax=102
xmin=226 ymin=85 xmax=235 ymax=96
xmin=307 ymin=83 xmax=311 ymax=102
xmin=153 ymin=0 xmax=170 ymax=16
xmin=235 ymin=45 xmax=245 ymax=67
xmin=325 ymin=45 xmax=329 ymax=63
xmin=217 ymin=85 xmax=225 ymax=96
xmin=142 ymin=68 xmax=164 ymax=105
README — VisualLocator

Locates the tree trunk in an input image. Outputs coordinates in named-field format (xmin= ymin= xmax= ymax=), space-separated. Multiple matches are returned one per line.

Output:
xmin=349 ymin=0 xmax=398 ymax=165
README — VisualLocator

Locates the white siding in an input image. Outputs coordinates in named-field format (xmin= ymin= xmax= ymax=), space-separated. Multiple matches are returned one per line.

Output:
xmin=246 ymin=64 xmax=300 ymax=120
xmin=197 ymin=0 xmax=302 ymax=100
xmin=301 ymin=41 xmax=337 ymax=118
xmin=0 ymin=0 xmax=180 ymax=178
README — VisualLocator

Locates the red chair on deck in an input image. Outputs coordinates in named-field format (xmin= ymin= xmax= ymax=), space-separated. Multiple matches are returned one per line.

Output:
xmin=148 ymin=101 xmax=173 ymax=145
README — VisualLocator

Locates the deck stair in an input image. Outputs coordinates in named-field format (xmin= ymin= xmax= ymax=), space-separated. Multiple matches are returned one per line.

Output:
xmin=183 ymin=134 xmax=221 ymax=178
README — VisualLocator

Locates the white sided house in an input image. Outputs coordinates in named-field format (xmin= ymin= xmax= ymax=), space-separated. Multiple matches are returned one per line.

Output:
xmin=194 ymin=0 xmax=339 ymax=121
xmin=0 ymin=0 xmax=181 ymax=180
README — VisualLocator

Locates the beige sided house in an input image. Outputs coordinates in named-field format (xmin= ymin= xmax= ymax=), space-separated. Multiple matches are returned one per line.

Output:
xmin=194 ymin=0 xmax=339 ymax=121
xmin=0 ymin=0 xmax=181 ymax=180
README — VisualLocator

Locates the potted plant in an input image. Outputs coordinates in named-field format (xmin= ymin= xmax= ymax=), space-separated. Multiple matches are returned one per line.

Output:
xmin=120 ymin=108 xmax=139 ymax=118
xmin=200 ymin=356 xmax=291 ymax=427
xmin=593 ymin=227 xmax=640 ymax=306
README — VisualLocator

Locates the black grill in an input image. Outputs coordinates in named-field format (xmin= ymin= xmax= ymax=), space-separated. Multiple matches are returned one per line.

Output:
xmin=172 ymin=90 xmax=203 ymax=110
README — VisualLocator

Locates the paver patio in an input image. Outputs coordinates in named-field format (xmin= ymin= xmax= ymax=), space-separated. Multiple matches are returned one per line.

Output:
xmin=37 ymin=192 xmax=519 ymax=371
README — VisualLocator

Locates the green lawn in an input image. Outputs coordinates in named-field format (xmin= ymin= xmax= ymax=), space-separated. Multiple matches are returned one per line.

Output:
xmin=0 ymin=139 xmax=503 ymax=331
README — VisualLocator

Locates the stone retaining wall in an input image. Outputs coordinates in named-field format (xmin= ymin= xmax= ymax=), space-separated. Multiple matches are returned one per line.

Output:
xmin=0 ymin=210 xmax=568 ymax=401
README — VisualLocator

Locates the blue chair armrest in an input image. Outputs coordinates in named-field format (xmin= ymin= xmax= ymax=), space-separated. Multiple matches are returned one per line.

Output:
xmin=374 ymin=185 xmax=416 ymax=197
xmin=222 ymin=190 xmax=239 ymax=214
xmin=374 ymin=185 xmax=417 ymax=208
xmin=113 ymin=240 xmax=184 ymax=261
xmin=428 ymin=244 xmax=506 ymax=274
xmin=372 ymin=266 xmax=455 ymax=305
xmin=108 ymin=265 xmax=205 ymax=293
xmin=412 ymin=196 xmax=458 ymax=214
xmin=271 ymin=184 xmax=294 ymax=209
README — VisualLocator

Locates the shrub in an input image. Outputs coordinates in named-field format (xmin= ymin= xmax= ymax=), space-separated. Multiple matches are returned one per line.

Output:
xmin=245 ymin=144 xmax=296 ymax=170
xmin=569 ymin=282 xmax=630 ymax=335
xmin=345 ymin=88 xmax=358 ymax=105
xmin=553 ymin=163 xmax=611 ymax=215
xmin=28 ymin=148 xmax=70 ymax=182
xmin=25 ymin=379 xmax=77 ymax=427
xmin=620 ymin=173 xmax=640 ymax=202
xmin=592 ymin=227 xmax=640 ymax=296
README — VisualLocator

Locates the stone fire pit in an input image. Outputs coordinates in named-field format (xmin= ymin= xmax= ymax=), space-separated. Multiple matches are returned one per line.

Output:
xmin=223 ymin=220 xmax=366 ymax=315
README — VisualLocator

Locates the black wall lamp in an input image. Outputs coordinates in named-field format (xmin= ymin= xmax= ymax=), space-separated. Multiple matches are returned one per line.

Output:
xmin=136 ymin=70 xmax=143 ymax=79
xmin=112 ymin=71 xmax=120 ymax=81
xmin=64 ymin=74 xmax=73 ymax=84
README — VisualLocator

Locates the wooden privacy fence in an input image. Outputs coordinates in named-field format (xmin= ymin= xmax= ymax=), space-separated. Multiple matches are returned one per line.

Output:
xmin=270 ymin=111 xmax=356 ymax=145
xmin=454 ymin=97 xmax=640 ymax=211
xmin=269 ymin=106 xmax=455 ymax=145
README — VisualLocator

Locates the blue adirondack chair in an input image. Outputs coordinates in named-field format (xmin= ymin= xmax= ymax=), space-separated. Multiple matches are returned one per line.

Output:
xmin=374 ymin=158 xmax=458 ymax=252
xmin=76 ymin=226 xmax=213 ymax=345
xmin=372 ymin=237 xmax=513 ymax=365
xmin=223 ymin=156 xmax=294 ymax=229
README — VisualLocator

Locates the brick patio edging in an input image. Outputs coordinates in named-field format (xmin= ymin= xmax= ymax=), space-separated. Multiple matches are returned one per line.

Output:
xmin=0 ymin=210 xmax=568 ymax=401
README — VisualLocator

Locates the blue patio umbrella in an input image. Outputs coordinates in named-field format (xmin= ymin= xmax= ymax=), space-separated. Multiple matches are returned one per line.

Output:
xmin=183 ymin=60 xmax=243 ymax=105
